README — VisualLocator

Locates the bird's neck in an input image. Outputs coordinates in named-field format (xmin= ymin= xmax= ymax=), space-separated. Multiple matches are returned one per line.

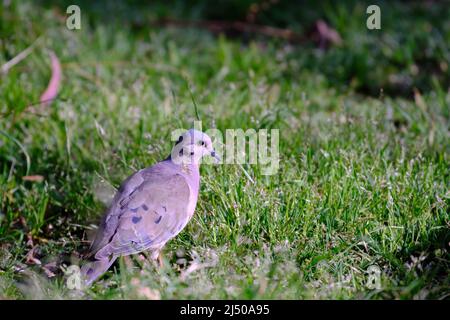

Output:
xmin=163 ymin=155 xmax=200 ymax=190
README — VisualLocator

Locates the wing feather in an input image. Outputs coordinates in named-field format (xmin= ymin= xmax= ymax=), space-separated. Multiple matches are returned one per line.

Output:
xmin=94 ymin=173 xmax=193 ymax=259
xmin=88 ymin=170 xmax=145 ymax=255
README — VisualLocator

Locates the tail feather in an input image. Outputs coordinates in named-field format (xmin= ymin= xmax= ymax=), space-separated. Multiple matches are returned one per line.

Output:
xmin=80 ymin=257 xmax=116 ymax=287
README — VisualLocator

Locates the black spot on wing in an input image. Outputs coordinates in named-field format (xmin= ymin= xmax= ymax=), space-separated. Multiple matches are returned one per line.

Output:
xmin=132 ymin=216 xmax=142 ymax=224
xmin=155 ymin=216 xmax=162 ymax=224
xmin=142 ymin=204 xmax=149 ymax=211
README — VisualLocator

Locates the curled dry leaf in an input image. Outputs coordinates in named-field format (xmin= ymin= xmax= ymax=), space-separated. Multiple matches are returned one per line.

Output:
xmin=315 ymin=20 xmax=342 ymax=48
xmin=42 ymin=262 xmax=58 ymax=278
xmin=25 ymin=246 xmax=41 ymax=265
xmin=39 ymin=51 xmax=62 ymax=107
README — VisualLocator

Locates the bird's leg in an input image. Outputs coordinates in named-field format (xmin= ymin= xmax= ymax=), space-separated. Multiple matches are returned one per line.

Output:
xmin=132 ymin=253 xmax=147 ymax=269
xmin=157 ymin=252 xmax=164 ymax=268
xmin=147 ymin=250 xmax=163 ymax=268
xmin=123 ymin=255 xmax=134 ymax=270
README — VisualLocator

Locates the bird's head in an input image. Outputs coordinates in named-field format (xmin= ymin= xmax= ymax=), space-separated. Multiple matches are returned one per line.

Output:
xmin=171 ymin=129 xmax=220 ymax=165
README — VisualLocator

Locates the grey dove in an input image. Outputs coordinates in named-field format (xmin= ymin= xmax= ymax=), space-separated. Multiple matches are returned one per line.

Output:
xmin=80 ymin=129 xmax=218 ymax=286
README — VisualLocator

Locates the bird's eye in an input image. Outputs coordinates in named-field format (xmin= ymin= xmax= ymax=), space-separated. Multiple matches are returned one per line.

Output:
xmin=199 ymin=140 xmax=206 ymax=146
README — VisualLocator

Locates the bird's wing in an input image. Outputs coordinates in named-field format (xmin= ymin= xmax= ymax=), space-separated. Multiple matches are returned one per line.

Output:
xmin=93 ymin=172 xmax=194 ymax=260
xmin=88 ymin=170 xmax=146 ymax=256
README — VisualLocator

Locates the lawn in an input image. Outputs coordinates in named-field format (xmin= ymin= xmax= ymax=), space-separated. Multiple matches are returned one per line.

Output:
xmin=0 ymin=0 xmax=449 ymax=299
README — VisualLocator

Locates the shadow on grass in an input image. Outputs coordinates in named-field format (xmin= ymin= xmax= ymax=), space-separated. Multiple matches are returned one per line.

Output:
xmin=32 ymin=0 xmax=450 ymax=98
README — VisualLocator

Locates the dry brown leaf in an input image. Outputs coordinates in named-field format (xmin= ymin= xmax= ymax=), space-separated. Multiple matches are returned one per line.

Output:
xmin=22 ymin=175 xmax=44 ymax=182
xmin=315 ymin=20 xmax=342 ymax=48
xmin=39 ymin=51 xmax=62 ymax=107
xmin=25 ymin=246 xmax=41 ymax=265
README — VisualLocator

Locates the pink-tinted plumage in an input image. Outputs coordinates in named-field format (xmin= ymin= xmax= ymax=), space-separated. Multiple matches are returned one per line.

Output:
xmin=81 ymin=129 xmax=217 ymax=286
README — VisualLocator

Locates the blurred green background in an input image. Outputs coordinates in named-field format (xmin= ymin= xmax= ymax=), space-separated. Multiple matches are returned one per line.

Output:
xmin=0 ymin=0 xmax=449 ymax=299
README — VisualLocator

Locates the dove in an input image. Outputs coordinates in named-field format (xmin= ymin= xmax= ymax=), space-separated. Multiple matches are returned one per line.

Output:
xmin=80 ymin=129 xmax=219 ymax=287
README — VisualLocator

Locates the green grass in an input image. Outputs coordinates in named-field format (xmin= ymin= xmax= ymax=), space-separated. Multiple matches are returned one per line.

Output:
xmin=0 ymin=0 xmax=449 ymax=299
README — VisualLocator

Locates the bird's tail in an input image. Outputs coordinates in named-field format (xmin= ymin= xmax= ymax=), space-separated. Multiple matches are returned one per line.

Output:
xmin=80 ymin=257 xmax=116 ymax=287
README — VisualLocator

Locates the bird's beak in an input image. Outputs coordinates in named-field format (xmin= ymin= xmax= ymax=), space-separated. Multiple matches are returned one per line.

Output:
xmin=211 ymin=150 xmax=221 ymax=163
